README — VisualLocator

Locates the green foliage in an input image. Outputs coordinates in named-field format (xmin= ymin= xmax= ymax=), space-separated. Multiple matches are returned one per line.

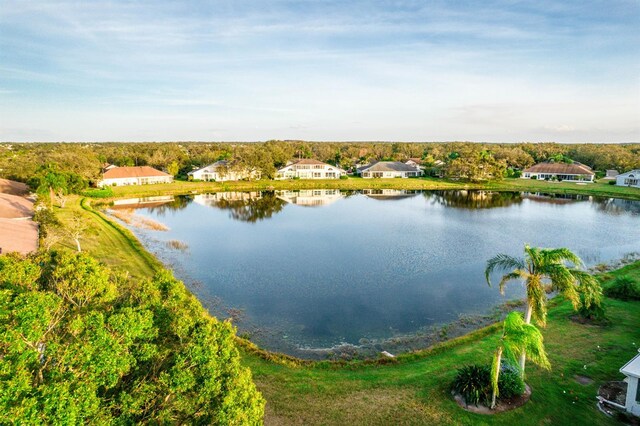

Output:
xmin=339 ymin=175 xmax=348 ymax=180
xmin=451 ymin=364 xmax=491 ymax=406
xmin=498 ymin=364 xmax=525 ymax=399
xmin=576 ymin=296 xmax=609 ymax=324
xmin=83 ymin=187 xmax=114 ymax=198
xmin=485 ymin=245 xmax=602 ymax=327
xmin=0 ymin=251 xmax=265 ymax=424
xmin=604 ymin=275 xmax=640 ymax=301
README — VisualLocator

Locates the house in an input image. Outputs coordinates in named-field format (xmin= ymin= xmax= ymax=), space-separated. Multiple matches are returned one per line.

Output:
xmin=98 ymin=166 xmax=173 ymax=187
xmin=357 ymin=161 xmax=421 ymax=178
xmin=621 ymin=350 xmax=640 ymax=416
xmin=188 ymin=160 xmax=260 ymax=182
xmin=275 ymin=159 xmax=346 ymax=180
xmin=602 ymin=170 xmax=619 ymax=180
xmin=616 ymin=170 xmax=640 ymax=188
xmin=521 ymin=162 xmax=594 ymax=182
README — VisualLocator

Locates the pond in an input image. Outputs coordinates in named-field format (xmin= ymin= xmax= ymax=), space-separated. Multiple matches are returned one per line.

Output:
xmin=112 ymin=190 xmax=640 ymax=358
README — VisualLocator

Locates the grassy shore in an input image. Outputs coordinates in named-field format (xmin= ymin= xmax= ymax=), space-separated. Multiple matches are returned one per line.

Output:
xmin=107 ymin=177 xmax=640 ymax=201
xmin=55 ymin=196 xmax=640 ymax=425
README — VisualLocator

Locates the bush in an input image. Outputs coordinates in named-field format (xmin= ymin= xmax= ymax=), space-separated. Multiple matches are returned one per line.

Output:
xmin=498 ymin=364 xmax=525 ymax=399
xmin=530 ymin=175 xmax=537 ymax=180
xmin=83 ymin=187 xmax=114 ymax=198
xmin=451 ymin=365 xmax=491 ymax=406
xmin=604 ymin=276 xmax=640 ymax=301
xmin=608 ymin=180 xmax=616 ymax=185
xmin=452 ymin=363 xmax=526 ymax=406
xmin=339 ymin=175 xmax=348 ymax=180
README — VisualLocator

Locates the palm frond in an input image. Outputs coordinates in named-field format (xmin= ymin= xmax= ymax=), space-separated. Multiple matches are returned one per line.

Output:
xmin=526 ymin=276 xmax=548 ymax=326
xmin=498 ymin=270 xmax=525 ymax=295
xmin=571 ymin=270 xmax=603 ymax=309
xmin=485 ymin=254 xmax=525 ymax=286
xmin=542 ymin=247 xmax=584 ymax=268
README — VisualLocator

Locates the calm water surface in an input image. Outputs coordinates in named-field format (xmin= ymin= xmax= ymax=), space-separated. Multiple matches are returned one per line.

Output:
xmin=115 ymin=190 xmax=640 ymax=355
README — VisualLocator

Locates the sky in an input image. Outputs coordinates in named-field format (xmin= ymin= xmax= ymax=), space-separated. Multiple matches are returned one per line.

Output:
xmin=0 ymin=1 xmax=639 ymax=142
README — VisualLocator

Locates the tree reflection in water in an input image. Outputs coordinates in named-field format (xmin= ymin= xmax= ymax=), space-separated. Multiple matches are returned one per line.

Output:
xmin=211 ymin=192 xmax=287 ymax=223
xmin=424 ymin=190 xmax=524 ymax=209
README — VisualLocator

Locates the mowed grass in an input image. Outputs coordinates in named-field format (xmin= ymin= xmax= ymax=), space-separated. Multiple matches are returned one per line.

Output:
xmin=55 ymin=196 xmax=161 ymax=279
xmin=56 ymin=196 xmax=640 ymax=425
xmin=108 ymin=177 xmax=640 ymax=201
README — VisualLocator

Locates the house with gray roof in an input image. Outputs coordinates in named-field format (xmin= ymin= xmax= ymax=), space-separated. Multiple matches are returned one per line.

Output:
xmin=357 ymin=161 xmax=421 ymax=178
xmin=616 ymin=170 xmax=640 ymax=188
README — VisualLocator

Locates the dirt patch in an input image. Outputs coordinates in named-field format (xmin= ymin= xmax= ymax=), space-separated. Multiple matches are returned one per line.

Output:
xmin=0 ymin=181 xmax=38 ymax=254
xmin=0 ymin=193 xmax=35 ymax=218
xmin=453 ymin=384 xmax=531 ymax=414
xmin=574 ymin=375 xmax=594 ymax=385
xmin=0 ymin=178 xmax=29 ymax=196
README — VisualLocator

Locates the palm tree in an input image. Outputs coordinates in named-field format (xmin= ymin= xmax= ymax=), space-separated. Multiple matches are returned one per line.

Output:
xmin=490 ymin=312 xmax=550 ymax=409
xmin=485 ymin=245 xmax=601 ymax=371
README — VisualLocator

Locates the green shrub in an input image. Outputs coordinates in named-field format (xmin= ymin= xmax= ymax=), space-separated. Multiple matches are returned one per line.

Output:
xmin=451 ymin=365 xmax=491 ymax=406
xmin=530 ymin=175 xmax=537 ymax=180
xmin=498 ymin=364 xmax=525 ymax=399
xmin=604 ymin=276 xmax=640 ymax=301
xmin=339 ymin=175 xmax=348 ymax=180
xmin=608 ymin=180 xmax=616 ymax=185
xmin=83 ymin=187 xmax=114 ymax=198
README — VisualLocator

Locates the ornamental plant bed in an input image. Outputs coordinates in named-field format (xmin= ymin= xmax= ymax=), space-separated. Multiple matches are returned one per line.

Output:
xmin=453 ymin=384 xmax=531 ymax=415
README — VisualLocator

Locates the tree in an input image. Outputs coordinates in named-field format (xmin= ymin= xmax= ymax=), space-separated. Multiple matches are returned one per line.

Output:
xmin=485 ymin=245 xmax=601 ymax=372
xmin=490 ymin=312 xmax=550 ymax=409
xmin=65 ymin=212 xmax=88 ymax=252
xmin=0 ymin=251 xmax=265 ymax=423
xmin=167 ymin=160 xmax=180 ymax=177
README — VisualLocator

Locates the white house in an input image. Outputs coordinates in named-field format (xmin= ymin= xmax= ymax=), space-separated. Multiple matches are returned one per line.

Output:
xmin=188 ymin=160 xmax=260 ymax=182
xmin=616 ymin=170 xmax=640 ymax=188
xmin=275 ymin=159 xmax=346 ymax=180
xmin=621 ymin=350 xmax=640 ymax=417
xmin=98 ymin=166 xmax=173 ymax=187
xmin=357 ymin=161 xmax=421 ymax=178
xmin=521 ymin=162 xmax=594 ymax=182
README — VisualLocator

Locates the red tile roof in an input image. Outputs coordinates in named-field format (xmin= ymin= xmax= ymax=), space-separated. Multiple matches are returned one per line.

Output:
xmin=103 ymin=166 xmax=170 ymax=179
xmin=292 ymin=159 xmax=327 ymax=165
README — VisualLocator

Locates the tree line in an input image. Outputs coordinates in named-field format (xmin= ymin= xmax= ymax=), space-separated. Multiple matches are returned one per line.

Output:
xmin=1 ymin=141 xmax=638 ymax=185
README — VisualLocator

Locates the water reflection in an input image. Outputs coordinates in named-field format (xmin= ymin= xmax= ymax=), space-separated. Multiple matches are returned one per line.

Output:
xmin=425 ymin=190 xmax=523 ymax=209
xmin=276 ymin=189 xmax=344 ymax=207
xmin=362 ymin=189 xmax=420 ymax=200
xmin=194 ymin=191 xmax=286 ymax=223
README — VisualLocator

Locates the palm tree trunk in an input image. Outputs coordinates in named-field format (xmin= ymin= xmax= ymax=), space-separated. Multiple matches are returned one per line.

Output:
xmin=519 ymin=301 xmax=533 ymax=374
xmin=491 ymin=346 xmax=503 ymax=410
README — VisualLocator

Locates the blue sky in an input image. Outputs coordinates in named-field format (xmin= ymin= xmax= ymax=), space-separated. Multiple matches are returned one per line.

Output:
xmin=1 ymin=0 xmax=639 ymax=142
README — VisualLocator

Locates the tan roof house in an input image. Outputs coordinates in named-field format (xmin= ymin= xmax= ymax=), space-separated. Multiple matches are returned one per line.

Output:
xmin=98 ymin=166 xmax=173 ymax=187
xmin=275 ymin=159 xmax=346 ymax=180
xmin=521 ymin=162 xmax=594 ymax=182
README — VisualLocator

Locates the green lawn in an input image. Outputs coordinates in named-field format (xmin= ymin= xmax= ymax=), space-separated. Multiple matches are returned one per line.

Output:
xmin=54 ymin=195 xmax=640 ymax=425
xmin=107 ymin=177 xmax=640 ymax=201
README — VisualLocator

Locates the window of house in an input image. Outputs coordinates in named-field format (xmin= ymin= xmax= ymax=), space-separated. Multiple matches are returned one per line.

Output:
xmin=313 ymin=172 xmax=321 ymax=178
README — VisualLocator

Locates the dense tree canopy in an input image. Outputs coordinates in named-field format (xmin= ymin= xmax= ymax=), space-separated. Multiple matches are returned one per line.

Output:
xmin=1 ymin=141 xmax=638 ymax=185
xmin=0 ymin=251 xmax=265 ymax=424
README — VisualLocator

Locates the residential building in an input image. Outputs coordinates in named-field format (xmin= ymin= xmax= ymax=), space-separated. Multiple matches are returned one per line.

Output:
xmin=621 ymin=350 xmax=640 ymax=416
xmin=188 ymin=160 xmax=260 ymax=182
xmin=602 ymin=170 xmax=619 ymax=180
xmin=275 ymin=159 xmax=346 ymax=180
xmin=521 ymin=162 xmax=594 ymax=182
xmin=616 ymin=170 xmax=640 ymax=188
xmin=98 ymin=166 xmax=173 ymax=187
xmin=357 ymin=161 xmax=421 ymax=178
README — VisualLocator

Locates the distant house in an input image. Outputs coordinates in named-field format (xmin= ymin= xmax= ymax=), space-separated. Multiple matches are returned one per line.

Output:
xmin=602 ymin=170 xmax=619 ymax=180
xmin=98 ymin=166 xmax=173 ymax=187
xmin=188 ymin=160 xmax=260 ymax=182
xmin=357 ymin=161 xmax=421 ymax=178
xmin=521 ymin=162 xmax=594 ymax=182
xmin=404 ymin=158 xmax=427 ymax=175
xmin=275 ymin=159 xmax=346 ymax=180
xmin=621 ymin=350 xmax=640 ymax=416
xmin=616 ymin=170 xmax=640 ymax=188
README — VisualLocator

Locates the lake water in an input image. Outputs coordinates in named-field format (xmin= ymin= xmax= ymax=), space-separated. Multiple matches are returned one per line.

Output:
xmin=113 ymin=190 xmax=640 ymax=357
